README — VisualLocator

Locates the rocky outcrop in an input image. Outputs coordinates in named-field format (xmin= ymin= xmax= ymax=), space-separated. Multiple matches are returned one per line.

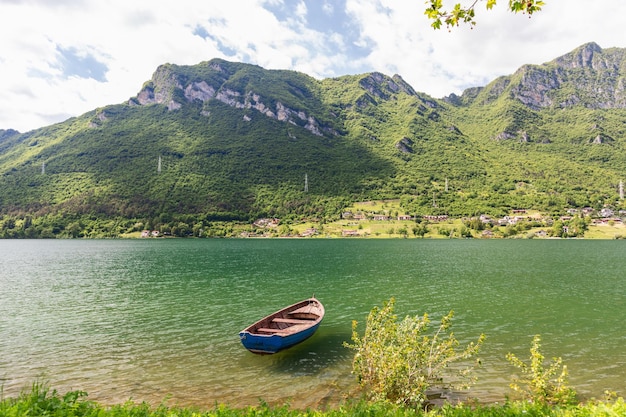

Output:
xmin=129 ymin=60 xmax=338 ymax=137
xmin=356 ymin=72 xmax=439 ymax=113
xmin=555 ymin=42 xmax=605 ymax=70
xmin=185 ymin=81 xmax=215 ymax=102
xmin=494 ymin=131 xmax=516 ymax=141
xmin=509 ymin=66 xmax=560 ymax=108
xmin=590 ymin=133 xmax=614 ymax=144
xmin=88 ymin=109 xmax=109 ymax=128
xmin=131 ymin=64 xmax=186 ymax=109
xmin=395 ymin=137 xmax=414 ymax=153
xmin=358 ymin=72 xmax=418 ymax=100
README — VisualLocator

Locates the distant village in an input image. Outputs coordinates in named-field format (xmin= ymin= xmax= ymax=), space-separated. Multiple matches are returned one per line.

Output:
xmin=243 ymin=206 xmax=624 ymax=239
xmin=139 ymin=205 xmax=626 ymax=239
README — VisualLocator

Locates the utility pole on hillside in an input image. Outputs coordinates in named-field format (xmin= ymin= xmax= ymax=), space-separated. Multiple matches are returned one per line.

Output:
xmin=41 ymin=162 xmax=45 ymax=175
xmin=158 ymin=156 xmax=162 ymax=173
xmin=620 ymin=180 xmax=624 ymax=200
xmin=304 ymin=173 xmax=309 ymax=192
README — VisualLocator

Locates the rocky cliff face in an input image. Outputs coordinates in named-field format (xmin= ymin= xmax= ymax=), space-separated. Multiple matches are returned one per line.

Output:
xmin=129 ymin=59 xmax=341 ymax=137
xmin=358 ymin=72 xmax=416 ymax=100
xmin=131 ymin=61 xmax=229 ymax=110
xmin=453 ymin=42 xmax=626 ymax=110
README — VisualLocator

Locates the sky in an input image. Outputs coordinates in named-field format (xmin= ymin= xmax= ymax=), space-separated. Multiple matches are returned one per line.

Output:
xmin=1 ymin=0 xmax=625 ymax=133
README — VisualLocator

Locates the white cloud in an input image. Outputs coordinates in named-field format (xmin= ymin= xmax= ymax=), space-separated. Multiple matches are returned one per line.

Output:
xmin=1 ymin=0 xmax=626 ymax=132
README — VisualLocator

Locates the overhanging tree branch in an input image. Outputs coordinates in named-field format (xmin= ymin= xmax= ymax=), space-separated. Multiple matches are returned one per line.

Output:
xmin=425 ymin=0 xmax=545 ymax=30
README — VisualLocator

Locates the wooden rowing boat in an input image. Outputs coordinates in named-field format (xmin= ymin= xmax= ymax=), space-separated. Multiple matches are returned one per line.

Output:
xmin=239 ymin=297 xmax=324 ymax=354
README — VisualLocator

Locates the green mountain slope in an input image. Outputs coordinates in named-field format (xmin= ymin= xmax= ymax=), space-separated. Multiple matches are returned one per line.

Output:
xmin=445 ymin=42 xmax=626 ymax=212
xmin=2 ymin=44 xmax=626 ymax=237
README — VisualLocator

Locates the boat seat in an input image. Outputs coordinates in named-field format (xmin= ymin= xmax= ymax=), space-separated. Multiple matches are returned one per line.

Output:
xmin=272 ymin=317 xmax=310 ymax=324
xmin=257 ymin=327 xmax=285 ymax=334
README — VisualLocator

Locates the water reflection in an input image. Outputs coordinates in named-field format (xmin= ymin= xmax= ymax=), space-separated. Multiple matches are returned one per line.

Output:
xmin=252 ymin=330 xmax=352 ymax=376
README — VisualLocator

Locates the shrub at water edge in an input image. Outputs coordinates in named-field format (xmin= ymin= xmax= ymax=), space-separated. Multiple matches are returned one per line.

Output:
xmin=506 ymin=334 xmax=577 ymax=406
xmin=344 ymin=297 xmax=485 ymax=409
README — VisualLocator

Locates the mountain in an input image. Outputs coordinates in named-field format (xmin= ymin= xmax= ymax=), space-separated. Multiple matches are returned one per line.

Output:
xmin=1 ymin=43 xmax=626 ymax=237
xmin=448 ymin=42 xmax=626 ymax=110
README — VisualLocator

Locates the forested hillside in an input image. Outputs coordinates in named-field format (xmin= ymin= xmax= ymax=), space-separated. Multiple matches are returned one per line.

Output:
xmin=1 ymin=42 xmax=626 ymax=237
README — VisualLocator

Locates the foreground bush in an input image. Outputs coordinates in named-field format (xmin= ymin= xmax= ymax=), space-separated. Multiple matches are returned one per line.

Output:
xmin=344 ymin=298 xmax=485 ymax=409
xmin=506 ymin=334 xmax=577 ymax=405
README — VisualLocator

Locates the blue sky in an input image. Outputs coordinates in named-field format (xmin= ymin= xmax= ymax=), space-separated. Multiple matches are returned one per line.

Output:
xmin=1 ymin=0 xmax=626 ymax=132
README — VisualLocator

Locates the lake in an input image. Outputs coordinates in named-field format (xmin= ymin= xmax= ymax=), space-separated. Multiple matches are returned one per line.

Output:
xmin=1 ymin=239 xmax=625 ymax=408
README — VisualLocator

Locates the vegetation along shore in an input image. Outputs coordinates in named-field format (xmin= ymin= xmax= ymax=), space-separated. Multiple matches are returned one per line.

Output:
xmin=3 ymin=199 xmax=625 ymax=239
xmin=2 ymin=384 xmax=626 ymax=417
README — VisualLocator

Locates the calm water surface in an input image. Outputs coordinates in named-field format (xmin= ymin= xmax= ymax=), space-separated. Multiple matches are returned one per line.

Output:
xmin=1 ymin=239 xmax=625 ymax=408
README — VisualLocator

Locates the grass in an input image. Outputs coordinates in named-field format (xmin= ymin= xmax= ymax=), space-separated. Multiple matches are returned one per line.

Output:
xmin=584 ymin=223 xmax=626 ymax=239
xmin=2 ymin=383 xmax=626 ymax=417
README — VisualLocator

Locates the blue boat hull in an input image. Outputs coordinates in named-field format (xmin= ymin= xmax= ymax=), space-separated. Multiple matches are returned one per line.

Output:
xmin=239 ymin=321 xmax=321 ymax=354
xmin=239 ymin=297 xmax=324 ymax=354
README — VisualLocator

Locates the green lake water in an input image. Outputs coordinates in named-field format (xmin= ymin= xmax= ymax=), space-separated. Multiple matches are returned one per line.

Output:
xmin=1 ymin=239 xmax=625 ymax=408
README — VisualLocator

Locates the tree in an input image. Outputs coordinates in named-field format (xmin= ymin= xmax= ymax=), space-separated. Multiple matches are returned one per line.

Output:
xmin=344 ymin=298 xmax=485 ymax=408
xmin=425 ymin=0 xmax=545 ymax=30
xmin=412 ymin=223 xmax=429 ymax=238
xmin=549 ymin=219 xmax=565 ymax=238
xmin=279 ymin=224 xmax=292 ymax=236
xmin=568 ymin=215 xmax=588 ymax=237
xmin=464 ymin=217 xmax=485 ymax=231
